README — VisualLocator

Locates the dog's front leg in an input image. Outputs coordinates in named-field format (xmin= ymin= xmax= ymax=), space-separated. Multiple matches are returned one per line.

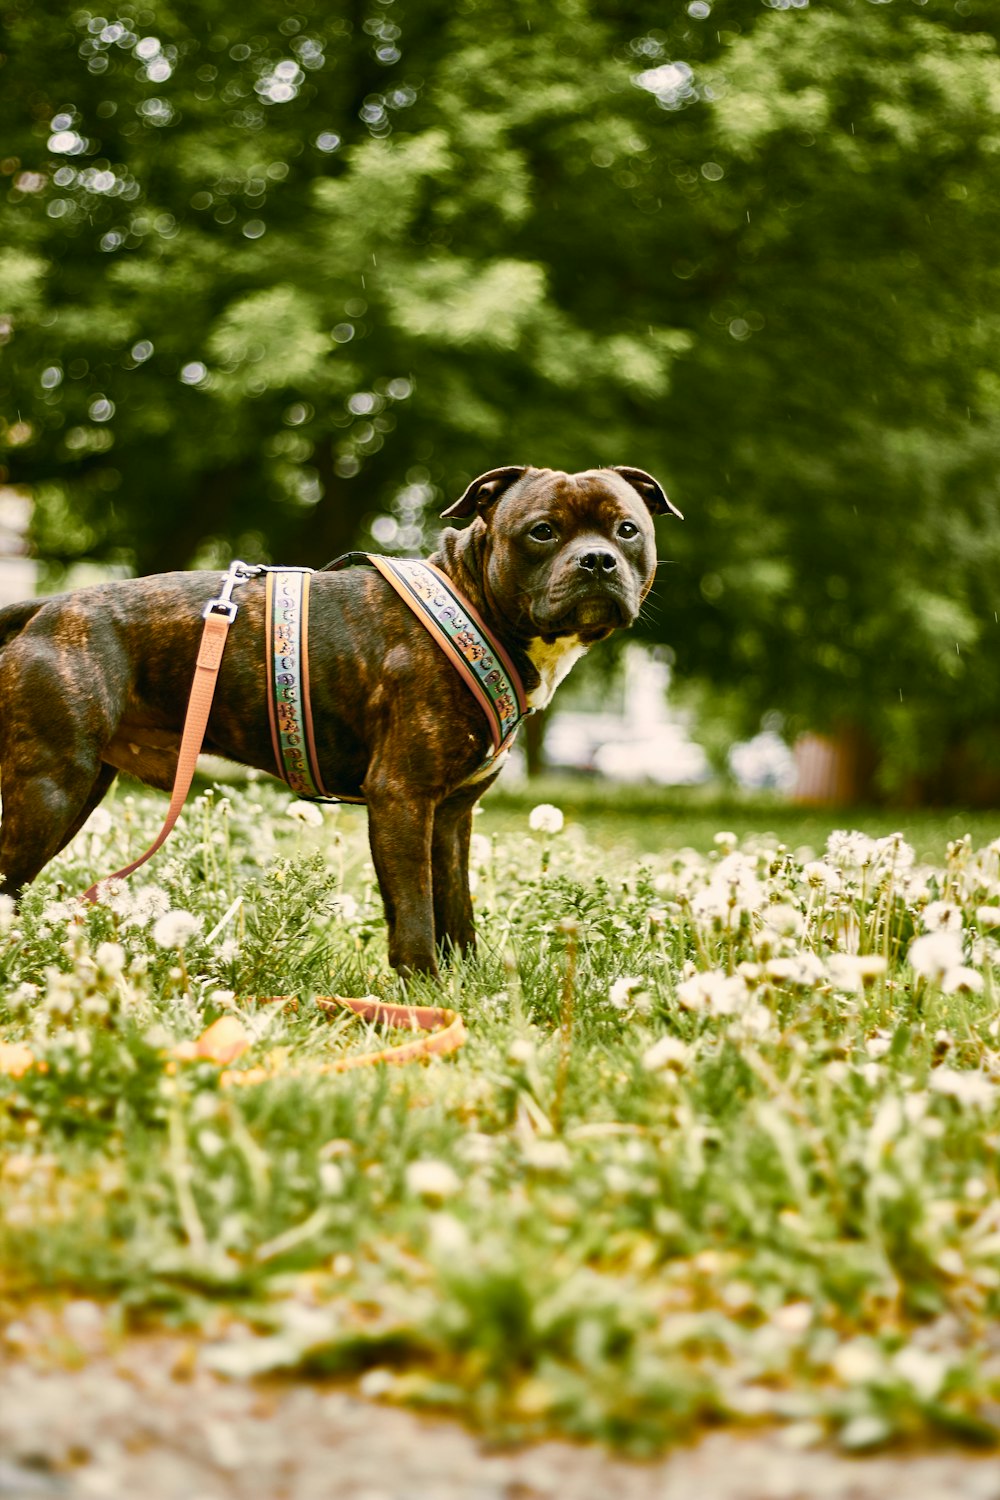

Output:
xmin=432 ymin=794 xmax=477 ymax=960
xmin=365 ymin=782 xmax=439 ymax=977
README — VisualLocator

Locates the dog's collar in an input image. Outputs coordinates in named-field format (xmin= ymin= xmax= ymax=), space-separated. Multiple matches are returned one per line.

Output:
xmin=267 ymin=555 xmax=530 ymax=802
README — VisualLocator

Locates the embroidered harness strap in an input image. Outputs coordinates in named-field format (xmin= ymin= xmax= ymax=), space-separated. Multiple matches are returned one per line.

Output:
xmin=264 ymin=566 xmax=344 ymax=801
xmin=267 ymin=554 xmax=529 ymax=800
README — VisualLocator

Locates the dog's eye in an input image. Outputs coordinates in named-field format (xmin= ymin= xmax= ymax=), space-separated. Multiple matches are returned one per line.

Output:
xmin=617 ymin=520 xmax=639 ymax=540
xmin=529 ymin=522 xmax=556 ymax=542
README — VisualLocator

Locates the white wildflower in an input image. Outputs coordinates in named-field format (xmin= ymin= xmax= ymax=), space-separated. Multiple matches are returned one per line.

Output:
xmin=892 ymin=1346 xmax=947 ymax=1402
xmin=691 ymin=853 xmax=764 ymax=923
xmin=528 ymin=803 xmax=564 ymax=835
xmin=331 ymin=894 xmax=359 ymax=924
xmin=875 ymin=832 xmax=915 ymax=871
xmin=971 ymin=935 xmax=1000 ymax=968
xmin=908 ymin=931 xmax=964 ymax=983
xmin=727 ymin=1000 xmax=777 ymax=1039
xmin=101 ymin=881 xmax=135 ymax=919
xmin=127 ymin=885 xmax=170 ymax=928
xmin=760 ymin=903 xmax=804 ymax=938
xmin=151 ymin=909 xmax=202 ymax=949
xmin=826 ymin=830 xmax=878 ymax=871
xmin=604 ymin=1163 xmax=634 ymax=1194
xmin=287 ymin=800 xmax=324 ymax=827
xmin=469 ymin=832 xmax=492 ymax=866
xmin=713 ymin=831 xmax=738 ymax=850
xmin=405 ymin=1159 xmax=461 ymax=1199
xmin=84 ymin=807 xmax=113 ymax=836
xmin=868 ymin=1095 xmax=903 ymax=1154
xmin=319 ymin=1162 xmax=346 ymax=1195
xmin=0 ymin=894 xmax=15 ymax=934
xmin=899 ymin=871 xmax=933 ymax=904
xmin=427 ymin=1211 xmax=471 ymax=1258
xmin=921 ymin=900 xmax=964 ymax=934
xmin=41 ymin=900 xmax=74 ymax=926
xmin=764 ymin=953 xmax=825 ymax=987
xmin=676 ymin=969 xmax=748 ymax=1015
xmin=803 ymin=860 xmax=842 ymax=892
xmin=832 ymin=1339 xmax=883 ymax=1384
xmin=865 ymin=1031 xmax=892 ymax=1059
xmin=770 ymin=1301 xmax=813 ymax=1335
xmin=827 ymin=953 xmax=888 ymax=992
xmin=521 ymin=1138 xmax=571 ymax=1171
xmin=609 ymin=975 xmax=646 ymax=1010
xmin=941 ymin=965 xmax=984 ymax=995
xmin=976 ymin=906 xmax=1000 ymax=928
xmin=642 ymin=1035 xmax=691 ymax=1072
xmin=928 ymin=1068 xmax=996 ymax=1108
xmin=94 ymin=941 xmax=126 ymax=977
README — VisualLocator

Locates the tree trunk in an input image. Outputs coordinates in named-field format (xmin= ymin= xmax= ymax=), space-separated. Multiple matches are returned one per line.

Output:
xmin=523 ymin=709 xmax=547 ymax=779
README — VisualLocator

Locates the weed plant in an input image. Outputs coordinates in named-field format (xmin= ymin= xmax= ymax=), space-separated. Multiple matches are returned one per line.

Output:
xmin=2 ymin=781 xmax=1000 ymax=1453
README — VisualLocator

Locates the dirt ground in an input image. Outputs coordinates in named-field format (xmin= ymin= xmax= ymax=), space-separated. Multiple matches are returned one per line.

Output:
xmin=2 ymin=1305 xmax=999 ymax=1500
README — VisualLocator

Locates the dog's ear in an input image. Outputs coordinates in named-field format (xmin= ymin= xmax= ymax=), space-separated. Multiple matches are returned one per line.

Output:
xmin=441 ymin=465 xmax=528 ymax=520
xmin=609 ymin=466 xmax=683 ymax=520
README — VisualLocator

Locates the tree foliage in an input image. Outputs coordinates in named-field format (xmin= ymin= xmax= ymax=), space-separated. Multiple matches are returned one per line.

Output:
xmin=2 ymin=0 xmax=999 ymax=788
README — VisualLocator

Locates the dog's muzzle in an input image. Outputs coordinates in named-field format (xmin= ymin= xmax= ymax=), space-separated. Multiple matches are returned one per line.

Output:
xmin=534 ymin=573 xmax=635 ymax=634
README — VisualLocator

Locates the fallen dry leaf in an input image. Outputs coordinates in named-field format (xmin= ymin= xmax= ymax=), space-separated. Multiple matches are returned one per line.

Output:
xmin=0 ymin=1041 xmax=36 ymax=1078
xmin=173 ymin=1017 xmax=251 ymax=1066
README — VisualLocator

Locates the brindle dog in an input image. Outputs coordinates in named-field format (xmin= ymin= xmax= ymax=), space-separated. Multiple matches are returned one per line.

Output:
xmin=0 ymin=465 xmax=680 ymax=974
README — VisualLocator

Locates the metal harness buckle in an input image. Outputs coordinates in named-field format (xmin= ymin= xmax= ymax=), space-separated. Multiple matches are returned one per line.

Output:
xmin=203 ymin=559 xmax=264 ymax=622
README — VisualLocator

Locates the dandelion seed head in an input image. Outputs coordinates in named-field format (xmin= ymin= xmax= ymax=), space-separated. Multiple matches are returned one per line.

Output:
xmin=908 ymin=931 xmax=964 ymax=982
xmin=85 ymin=807 xmax=113 ymax=836
xmin=609 ymin=975 xmax=646 ymax=1009
xmin=287 ymin=800 xmax=324 ymax=826
xmin=152 ymin=909 xmax=202 ymax=948
xmin=405 ymin=1159 xmax=461 ymax=1199
xmin=528 ymin=803 xmax=564 ymax=835
xmin=921 ymin=900 xmax=964 ymax=934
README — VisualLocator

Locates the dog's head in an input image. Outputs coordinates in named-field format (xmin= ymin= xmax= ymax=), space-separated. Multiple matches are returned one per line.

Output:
xmin=441 ymin=465 xmax=681 ymax=643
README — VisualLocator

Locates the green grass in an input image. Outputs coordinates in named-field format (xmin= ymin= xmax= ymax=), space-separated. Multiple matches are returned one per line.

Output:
xmin=481 ymin=776 xmax=1000 ymax=860
xmin=2 ymin=779 xmax=1000 ymax=1453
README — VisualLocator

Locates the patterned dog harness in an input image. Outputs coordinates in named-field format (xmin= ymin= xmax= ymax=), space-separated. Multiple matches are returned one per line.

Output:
xmin=266 ymin=553 xmax=530 ymax=802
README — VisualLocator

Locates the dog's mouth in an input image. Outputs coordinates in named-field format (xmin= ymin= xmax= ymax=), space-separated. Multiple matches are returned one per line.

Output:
xmin=533 ymin=592 xmax=632 ymax=640
xmin=571 ymin=598 xmax=622 ymax=629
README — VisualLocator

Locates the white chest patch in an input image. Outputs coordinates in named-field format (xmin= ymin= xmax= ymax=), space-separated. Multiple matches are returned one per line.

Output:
xmin=525 ymin=635 xmax=590 ymax=710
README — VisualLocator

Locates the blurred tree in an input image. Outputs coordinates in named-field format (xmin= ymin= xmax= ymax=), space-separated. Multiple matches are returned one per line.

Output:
xmin=1 ymin=0 xmax=999 ymax=794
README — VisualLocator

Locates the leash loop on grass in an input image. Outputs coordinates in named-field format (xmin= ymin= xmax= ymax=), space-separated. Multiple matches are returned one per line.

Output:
xmin=205 ymin=995 xmax=467 ymax=1084
xmin=312 ymin=995 xmax=467 ymax=1071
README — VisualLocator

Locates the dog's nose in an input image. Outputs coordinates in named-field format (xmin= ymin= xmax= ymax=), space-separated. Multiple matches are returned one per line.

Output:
xmin=577 ymin=548 xmax=618 ymax=575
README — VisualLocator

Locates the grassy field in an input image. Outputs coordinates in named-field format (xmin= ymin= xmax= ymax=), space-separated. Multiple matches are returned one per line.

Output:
xmin=2 ymin=777 xmax=1000 ymax=1453
xmin=483 ymin=778 xmax=1000 ymax=861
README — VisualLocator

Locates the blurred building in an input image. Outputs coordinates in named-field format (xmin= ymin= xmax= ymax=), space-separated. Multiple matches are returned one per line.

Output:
xmin=0 ymin=488 xmax=37 ymax=603
xmin=536 ymin=645 xmax=711 ymax=785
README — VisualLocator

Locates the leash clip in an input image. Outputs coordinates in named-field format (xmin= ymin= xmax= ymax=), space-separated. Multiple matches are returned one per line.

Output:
xmin=203 ymin=559 xmax=262 ymax=622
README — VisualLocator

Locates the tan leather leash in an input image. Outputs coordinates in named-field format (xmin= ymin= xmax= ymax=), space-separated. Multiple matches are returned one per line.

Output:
xmin=81 ymin=560 xmax=260 ymax=904
xmin=79 ymin=559 xmax=466 ymax=1072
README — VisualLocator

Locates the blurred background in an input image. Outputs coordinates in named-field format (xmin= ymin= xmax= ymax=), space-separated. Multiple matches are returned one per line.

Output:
xmin=2 ymin=0 xmax=999 ymax=804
